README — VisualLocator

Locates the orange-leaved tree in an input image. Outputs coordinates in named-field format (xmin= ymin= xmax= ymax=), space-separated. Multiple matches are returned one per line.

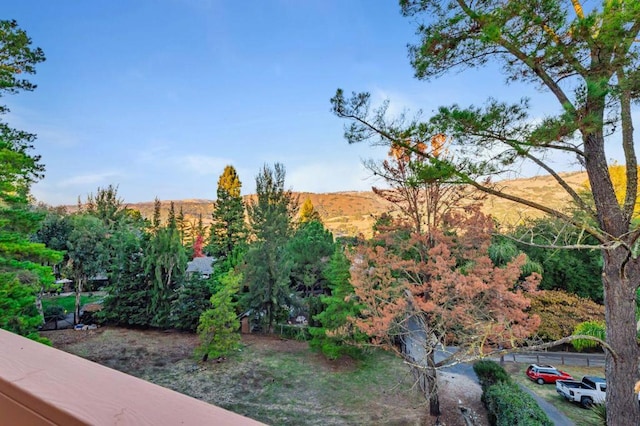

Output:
xmin=368 ymin=134 xmax=483 ymax=235
xmin=348 ymin=207 xmax=540 ymax=415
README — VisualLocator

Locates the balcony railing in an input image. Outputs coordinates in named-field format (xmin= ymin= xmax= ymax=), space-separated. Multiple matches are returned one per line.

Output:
xmin=0 ymin=328 xmax=263 ymax=425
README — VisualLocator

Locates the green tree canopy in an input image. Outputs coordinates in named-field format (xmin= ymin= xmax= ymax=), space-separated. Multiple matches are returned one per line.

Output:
xmin=0 ymin=19 xmax=61 ymax=341
xmin=209 ymin=165 xmax=247 ymax=259
xmin=196 ymin=270 xmax=241 ymax=361
xmin=242 ymin=163 xmax=299 ymax=331
xmin=309 ymin=247 xmax=367 ymax=360
xmin=65 ymin=214 xmax=108 ymax=324
xmin=143 ymin=224 xmax=187 ymax=328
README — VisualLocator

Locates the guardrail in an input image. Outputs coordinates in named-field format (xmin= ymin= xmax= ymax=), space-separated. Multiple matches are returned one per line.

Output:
xmin=0 ymin=329 xmax=264 ymax=425
xmin=496 ymin=351 xmax=606 ymax=368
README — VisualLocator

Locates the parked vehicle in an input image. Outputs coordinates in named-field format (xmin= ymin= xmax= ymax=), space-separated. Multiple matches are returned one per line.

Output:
xmin=525 ymin=364 xmax=573 ymax=385
xmin=556 ymin=376 xmax=606 ymax=408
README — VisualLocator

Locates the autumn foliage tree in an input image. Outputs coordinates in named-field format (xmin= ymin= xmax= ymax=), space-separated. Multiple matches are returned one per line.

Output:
xmin=529 ymin=290 xmax=605 ymax=342
xmin=192 ymin=235 xmax=205 ymax=258
xmin=347 ymin=208 xmax=540 ymax=415
xmin=334 ymin=1 xmax=640 ymax=421
xmin=298 ymin=198 xmax=321 ymax=224
xmin=370 ymin=135 xmax=482 ymax=234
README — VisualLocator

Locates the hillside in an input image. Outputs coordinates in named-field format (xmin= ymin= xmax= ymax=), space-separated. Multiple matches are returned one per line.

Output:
xmin=120 ymin=172 xmax=589 ymax=238
xmin=480 ymin=171 xmax=588 ymax=226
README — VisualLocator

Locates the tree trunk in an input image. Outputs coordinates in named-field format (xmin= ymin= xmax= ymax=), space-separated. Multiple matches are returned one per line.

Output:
xmin=581 ymin=107 xmax=640 ymax=424
xmin=74 ymin=277 xmax=83 ymax=325
xmin=603 ymin=248 xmax=640 ymax=426
xmin=427 ymin=350 xmax=440 ymax=416
xmin=35 ymin=287 xmax=45 ymax=324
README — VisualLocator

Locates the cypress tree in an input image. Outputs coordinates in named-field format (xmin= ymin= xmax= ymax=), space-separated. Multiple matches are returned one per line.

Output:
xmin=209 ymin=165 xmax=247 ymax=259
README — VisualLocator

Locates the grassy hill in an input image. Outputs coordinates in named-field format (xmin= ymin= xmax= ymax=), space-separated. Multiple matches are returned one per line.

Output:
xmin=118 ymin=171 xmax=589 ymax=238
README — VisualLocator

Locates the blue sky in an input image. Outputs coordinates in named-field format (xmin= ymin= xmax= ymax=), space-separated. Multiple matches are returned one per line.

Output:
xmin=3 ymin=1 xmax=624 ymax=205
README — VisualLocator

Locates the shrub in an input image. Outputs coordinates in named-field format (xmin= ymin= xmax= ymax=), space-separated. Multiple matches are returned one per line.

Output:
xmin=484 ymin=381 xmax=552 ymax=426
xmin=196 ymin=272 xmax=241 ymax=361
xmin=590 ymin=403 xmax=606 ymax=426
xmin=43 ymin=305 xmax=66 ymax=322
xmin=529 ymin=290 xmax=604 ymax=341
xmin=473 ymin=360 xmax=511 ymax=391
xmin=276 ymin=324 xmax=310 ymax=341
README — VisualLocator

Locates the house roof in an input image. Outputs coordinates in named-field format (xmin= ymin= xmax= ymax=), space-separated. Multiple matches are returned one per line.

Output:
xmin=186 ymin=256 xmax=215 ymax=275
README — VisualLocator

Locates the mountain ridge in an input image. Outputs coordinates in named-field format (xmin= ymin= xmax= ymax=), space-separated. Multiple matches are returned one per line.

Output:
xmin=72 ymin=172 xmax=590 ymax=238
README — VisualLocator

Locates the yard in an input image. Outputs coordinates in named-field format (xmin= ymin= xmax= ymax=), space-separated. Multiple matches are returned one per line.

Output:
xmin=42 ymin=293 xmax=105 ymax=313
xmin=42 ymin=327 xmax=432 ymax=425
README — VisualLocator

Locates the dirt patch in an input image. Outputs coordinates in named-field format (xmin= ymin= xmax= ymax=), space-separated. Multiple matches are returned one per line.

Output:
xmin=43 ymin=327 xmax=487 ymax=425
xmin=438 ymin=372 xmax=489 ymax=426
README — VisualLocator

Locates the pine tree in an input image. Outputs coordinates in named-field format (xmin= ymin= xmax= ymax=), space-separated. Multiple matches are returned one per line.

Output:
xmin=167 ymin=201 xmax=177 ymax=229
xmin=309 ymin=248 xmax=366 ymax=359
xmin=243 ymin=163 xmax=299 ymax=331
xmin=143 ymin=224 xmax=187 ymax=328
xmin=176 ymin=206 xmax=187 ymax=245
xmin=196 ymin=270 xmax=241 ymax=360
xmin=0 ymin=20 xmax=62 ymax=341
xmin=287 ymin=220 xmax=335 ymax=298
xmin=170 ymin=274 xmax=212 ymax=332
xmin=151 ymin=197 xmax=161 ymax=231
xmin=100 ymin=221 xmax=150 ymax=327
xmin=209 ymin=165 xmax=247 ymax=259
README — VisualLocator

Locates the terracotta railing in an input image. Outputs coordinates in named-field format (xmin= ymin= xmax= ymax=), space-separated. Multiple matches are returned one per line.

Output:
xmin=0 ymin=329 xmax=263 ymax=425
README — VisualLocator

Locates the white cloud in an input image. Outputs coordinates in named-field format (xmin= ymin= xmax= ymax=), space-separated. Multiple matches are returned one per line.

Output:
xmin=180 ymin=155 xmax=231 ymax=176
xmin=57 ymin=171 xmax=124 ymax=188
xmin=370 ymin=87 xmax=421 ymax=118
xmin=3 ymin=105 xmax=81 ymax=148
xmin=287 ymin=161 xmax=382 ymax=194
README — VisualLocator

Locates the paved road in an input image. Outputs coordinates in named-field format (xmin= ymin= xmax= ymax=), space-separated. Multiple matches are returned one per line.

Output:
xmin=519 ymin=385 xmax=575 ymax=426
xmin=404 ymin=317 xmax=581 ymax=425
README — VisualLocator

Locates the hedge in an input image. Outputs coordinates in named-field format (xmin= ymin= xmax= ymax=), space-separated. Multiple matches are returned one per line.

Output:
xmin=473 ymin=360 xmax=552 ymax=426
xmin=473 ymin=359 xmax=512 ymax=391
xmin=485 ymin=381 xmax=553 ymax=426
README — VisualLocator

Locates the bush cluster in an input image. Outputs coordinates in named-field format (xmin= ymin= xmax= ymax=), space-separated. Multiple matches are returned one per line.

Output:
xmin=473 ymin=360 xmax=552 ymax=426
xmin=276 ymin=324 xmax=310 ymax=341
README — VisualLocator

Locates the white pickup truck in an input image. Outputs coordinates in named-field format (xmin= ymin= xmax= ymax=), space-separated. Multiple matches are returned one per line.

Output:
xmin=557 ymin=376 xmax=640 ymax=408
xmin=556 ymin=376 xmax=606 ymax=407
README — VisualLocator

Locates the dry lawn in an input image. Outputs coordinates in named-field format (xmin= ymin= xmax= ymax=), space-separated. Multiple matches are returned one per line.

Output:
xmin=43 ymin=327 xmax=488 ymax=426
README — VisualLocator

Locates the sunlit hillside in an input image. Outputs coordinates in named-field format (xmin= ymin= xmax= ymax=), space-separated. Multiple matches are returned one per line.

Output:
xmin=116 ymin=171 xmax=589 ymax=238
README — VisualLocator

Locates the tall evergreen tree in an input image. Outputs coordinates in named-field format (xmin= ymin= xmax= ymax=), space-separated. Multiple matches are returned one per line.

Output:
xmin=243 ymin=163 xmax=299 ymax=331
xmin=167 ymin=201 xmax=177 ymax=229
xmin=0 ymin=20 xmax=62 ymax=341
xmin=84 ymin=184 xmax=127 ymax=229
xmin=209 ymin=165 xmax=247 ymax=259
xmin=143 ymin=224 xmax=187 ymax=328
xmin=151 ymin=197 xmax=162 ymax=231
xmin=100 ymin=220 xmax=150 ymax=327
xmin=176 ymin=206 xmax=187 ymax=245
xmin=287 ymin=220 xmax=335 ymax=298
xmin=309 ymin=248 xmax=366 ymax=359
